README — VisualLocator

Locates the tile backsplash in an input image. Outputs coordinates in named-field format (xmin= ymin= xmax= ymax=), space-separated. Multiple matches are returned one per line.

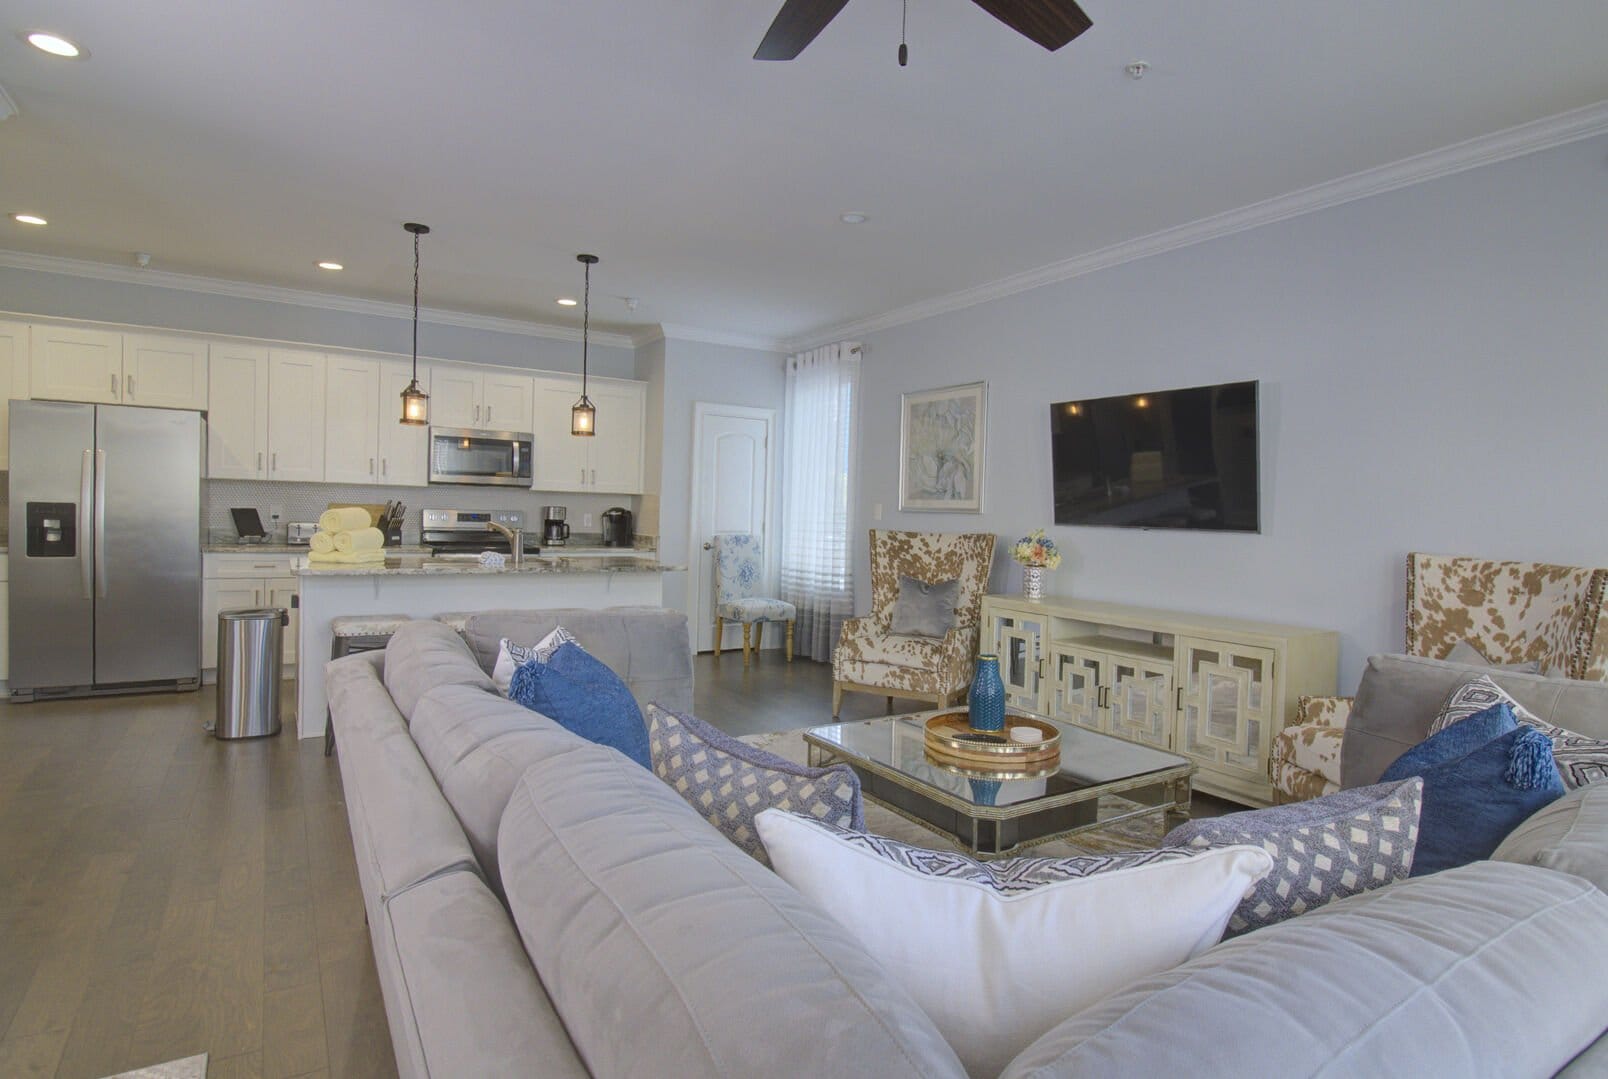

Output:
xmin=203 ymin=479 xmax=639 ymax=544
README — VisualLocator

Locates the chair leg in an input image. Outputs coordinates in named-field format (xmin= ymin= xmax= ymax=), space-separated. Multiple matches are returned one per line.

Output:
xmin=785 ymin=620 xmax=795 ymax=662
xmin=714 ymin=617 xmax=724 ymax=660
xmin=832 ymin=681 xmax=844 ymax=717
xmin=742 ymin=623 xmax=753 ymax=667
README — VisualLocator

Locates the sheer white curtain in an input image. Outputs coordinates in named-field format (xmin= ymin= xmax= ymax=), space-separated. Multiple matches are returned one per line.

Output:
xmin=779 ymin=342 xmax=860 ymax=659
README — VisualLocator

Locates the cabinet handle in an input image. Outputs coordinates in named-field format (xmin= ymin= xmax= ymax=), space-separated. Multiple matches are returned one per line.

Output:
xmin=111 ymin=373 xmax=119 ymax=397
xmin=272 ymin=452 xmax=277 ymax=472
xmin=369 ymin=457 xmax=375 ymax=475
xmin=591 ymin=468 xmax=596 ymax=485
xmin=127 ymin=376 xmax=135 ymax=399
xmin=579 ymin=467 xmax=585 ymax=485
xmin=253 ymin=589 xmax=262 ymax=605
xmin=1176 ymin=686 xmax=1184 ymax=712
xmin=474 ymin=404 xmax=480 ymax=423
xmin=253 ymin=564 xmax=277 ymax=570
xmin=486 ymin=406 xmax=492 ymax=423
xmin=257 ymin=451 xmax=263 ymax=472
xmin=382 ymin=457 xmax=388 ymax=477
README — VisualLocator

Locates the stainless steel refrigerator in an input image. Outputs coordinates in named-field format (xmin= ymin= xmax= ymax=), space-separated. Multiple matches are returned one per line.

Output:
xmin=8 ymin=400 xmax=202 ymax=700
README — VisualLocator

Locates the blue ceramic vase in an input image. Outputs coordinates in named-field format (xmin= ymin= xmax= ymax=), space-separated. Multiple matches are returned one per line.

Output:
xmin=969 ymin=654 xmax=1006 ymax=733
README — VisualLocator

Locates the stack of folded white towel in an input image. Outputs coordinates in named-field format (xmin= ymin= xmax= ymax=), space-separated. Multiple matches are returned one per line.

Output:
xmin=308 ymin=507 xmax=387 ymax=564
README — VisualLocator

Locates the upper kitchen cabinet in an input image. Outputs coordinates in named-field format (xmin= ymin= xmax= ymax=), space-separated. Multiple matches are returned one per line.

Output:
xmin=121 ymin=334 xmax=209 ymax=410
xmin=0 ymin=321 xmax=31 ymax=471
xmin=323 ymin=354 xmax=382 ymax=484
xmin=378 ymin=361 xmax=430 ymax=487
xmin=429 ymin=365 xmax=533 ymax=432
xmin=207 ymin=344 xmax=270 ymax=480
xmin=266 ymin=349 xmax=326 ymax=482
xmin=530 ymin=374 xmax=645 ymax=493
xmin=30 ymin=325 xmax=122 ymax=404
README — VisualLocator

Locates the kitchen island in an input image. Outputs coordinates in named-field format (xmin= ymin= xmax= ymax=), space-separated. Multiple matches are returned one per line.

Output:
xmin=293 ymin=554 xmax=679 ymax=739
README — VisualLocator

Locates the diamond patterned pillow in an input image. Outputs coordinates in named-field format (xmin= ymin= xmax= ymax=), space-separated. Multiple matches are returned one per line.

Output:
xmin=1430 ymin=675 xmax=1608 ymax=790
xmin=1162 ymin=778 xmax=1423 ymax=936
xmin=644 ymin=704 xmax=862 ymax=864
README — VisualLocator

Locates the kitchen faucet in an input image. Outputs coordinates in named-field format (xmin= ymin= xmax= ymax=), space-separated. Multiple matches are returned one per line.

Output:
xmin=485 ymin=521 xmax=525 ymax=568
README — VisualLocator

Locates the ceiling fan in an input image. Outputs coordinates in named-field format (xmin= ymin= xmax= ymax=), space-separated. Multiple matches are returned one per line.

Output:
xmin=754 ymin=0 xmax=1092 ymax=62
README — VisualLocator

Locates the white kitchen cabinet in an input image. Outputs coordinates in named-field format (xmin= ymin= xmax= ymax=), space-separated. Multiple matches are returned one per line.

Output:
xmin=530 ymin=374 xmax=646 ymax=493
xmin=122 ymin=334 xmax=208 ymax=410
xmin=378 ymin=361 xmax=431 ymax=486
xmin=0 ymin=320 xmax=31 ymax=472
xmin=429 ymin=365 xmax=533 ymax=432
xmin=30 ymin=325 xmax=123 ymax=404
xmin=202 ymin=555 xmax=298 ymax=671
xmin=323 ymin=354 xmax=381 ymax=484
xmin=266 ymin=349 xmax=326 ymax=482
xmin=201 ymin=579 xmax=262 ymax=669
xmin=207 ymin=343 xmax=270 ymax=480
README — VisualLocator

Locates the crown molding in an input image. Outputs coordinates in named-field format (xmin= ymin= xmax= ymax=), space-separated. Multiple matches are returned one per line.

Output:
xmin=636 ymin=322 xmax=783 ymax=353
xmin=781 ymin=99 xmax=1608 ymax=352
xmin=0 ymin=248 xmax=639 ymax=349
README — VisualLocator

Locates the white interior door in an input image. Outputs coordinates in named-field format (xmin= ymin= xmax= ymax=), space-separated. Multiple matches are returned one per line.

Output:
xmin=689 ymin=404 xmax=775 ymax=653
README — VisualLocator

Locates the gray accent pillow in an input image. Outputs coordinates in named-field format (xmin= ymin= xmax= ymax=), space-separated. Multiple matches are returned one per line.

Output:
xmin=645 ymin=704 xmax=863 ymax=864
xmin=1163 ymin=778 xmax=1423 ymax=936
xmin=1493 ymin=781 xmax=1608 ymax=893
xmin=1446 ymin=639 xmax=1543 ymax=674
xmin=889 ymin=575 xmax=960 ymax=638
xmin=1429 ymin=675 xmax=1608 ymax=790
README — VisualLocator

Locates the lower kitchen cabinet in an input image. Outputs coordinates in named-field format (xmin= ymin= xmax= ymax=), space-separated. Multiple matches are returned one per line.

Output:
xmin=201 ymin=555 xmax=298 ymax=673
xmin=0 ymin=553 xmax=9 ymax=683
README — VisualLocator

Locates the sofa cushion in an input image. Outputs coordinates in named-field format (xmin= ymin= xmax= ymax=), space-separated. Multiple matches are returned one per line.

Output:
xmin=1162 ymin=778 xmax=1422 ymax=935
xmin=1000 ymin=862 xmax=1608 ymax=1079
xmin=1380 ymin=704 xmax=1563 ymax=876
xmin=890 ymin=574 xmax=960 ymax=638
xmin=509 ymin=642 xmax=652 ymax=769
xmin=1341 ymin=653 xmax=1608 ymax=789
xmin=491 ymin=625 xmax=575 ymax=694
xmin=382 ymin=870 xmax=587 ymax=1079
xmin=1446 ymin=638 xmax=1543 ymax=674
xmin=645 ymin=703 xmax=862 ymax=863
xmin=1430 ymin=675 xmax=1608 ymax=791
xmin=497 ymin=746 xmax=969 ymax=1079
xmin=456 ymin=607 xmax=694 ymax=712
xmin=756 ymin=811 xmax=1271 ymax=1079
xmin=1494 ymin=782 xmax=1608 ymax=893
xmin=410 ymin=683 xmax=587 ymax=895
xmin=382 ymin=619 xmax=496 ymax=722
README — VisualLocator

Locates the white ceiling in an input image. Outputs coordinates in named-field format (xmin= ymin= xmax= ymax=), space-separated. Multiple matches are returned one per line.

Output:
xmin=1 ymin=1 xmax=1606 ymax=345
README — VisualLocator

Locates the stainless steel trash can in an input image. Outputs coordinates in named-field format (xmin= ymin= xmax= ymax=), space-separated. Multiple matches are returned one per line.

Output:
xmin=216 ymin=608 xmax=289 ymax=739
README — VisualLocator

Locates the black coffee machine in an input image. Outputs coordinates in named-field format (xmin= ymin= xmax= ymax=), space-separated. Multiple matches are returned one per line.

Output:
xmin=541 ymin=505 xmax=569 ymax=546
xmin=601 ymin=507 xmax=634 ymax=548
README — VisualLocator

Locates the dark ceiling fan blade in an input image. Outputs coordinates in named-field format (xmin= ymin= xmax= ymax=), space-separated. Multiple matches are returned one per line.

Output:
xmin=754 ymin=0 xmax=853 ymax=60
xmin=968 ymin=0 xmax=1092 ymax=51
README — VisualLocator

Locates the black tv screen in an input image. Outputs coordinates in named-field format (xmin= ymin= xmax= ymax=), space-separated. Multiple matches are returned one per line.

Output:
xmin=1050 ymin=380 xmax=1259 ymax=532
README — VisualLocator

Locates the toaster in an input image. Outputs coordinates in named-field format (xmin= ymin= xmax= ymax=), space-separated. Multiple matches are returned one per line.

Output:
xmin=286 ymin=522 xmax=319 ymax=545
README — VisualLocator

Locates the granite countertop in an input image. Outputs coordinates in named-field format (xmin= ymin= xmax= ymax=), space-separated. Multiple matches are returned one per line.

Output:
xmin=205 ymin=543 xmax=432 ymax=554
xmin=297 ymin=555 xmax=682 ymax=577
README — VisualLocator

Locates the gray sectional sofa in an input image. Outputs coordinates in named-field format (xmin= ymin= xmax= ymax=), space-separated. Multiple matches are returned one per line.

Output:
xmin=326 ymin=610 xmax=1608 ymax=1078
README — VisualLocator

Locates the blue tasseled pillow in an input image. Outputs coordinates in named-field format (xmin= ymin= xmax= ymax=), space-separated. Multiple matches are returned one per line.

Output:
xmin=1380 ymin=702 xmax=1564 ymax=876
xmin=509 ymin=641 xmax=652 ymax=769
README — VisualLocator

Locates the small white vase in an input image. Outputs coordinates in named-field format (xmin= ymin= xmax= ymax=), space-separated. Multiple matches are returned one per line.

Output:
xmin=1022 ymin=565 xmax=1045 ymax=602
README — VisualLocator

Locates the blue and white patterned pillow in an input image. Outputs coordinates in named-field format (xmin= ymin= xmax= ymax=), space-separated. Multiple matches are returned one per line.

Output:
xmin=645 ymin=704 xmax=862 ymax=864
xmin=1431 ymin=675 xmax=1608 ymax=790
xmin=492 ymin=625 xmax=577 ymax=694
xmin=1163 ymin=777 xmax=1423 ymax=936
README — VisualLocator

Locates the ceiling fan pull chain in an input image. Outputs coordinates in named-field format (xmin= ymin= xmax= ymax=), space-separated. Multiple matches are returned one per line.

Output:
xmin=899 ymin=0 xmax=909 ymax=66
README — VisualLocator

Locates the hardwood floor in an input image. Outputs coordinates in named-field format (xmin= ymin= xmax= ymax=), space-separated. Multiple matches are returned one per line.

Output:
xmin=693 ymin=649 xmax=890 ymax=737
xmin=0 ymin=686 xmax=393 ymax=1079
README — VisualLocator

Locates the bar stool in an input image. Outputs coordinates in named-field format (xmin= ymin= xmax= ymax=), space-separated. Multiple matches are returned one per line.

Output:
xmin=325 ymin=614 xmax=412 ymax=756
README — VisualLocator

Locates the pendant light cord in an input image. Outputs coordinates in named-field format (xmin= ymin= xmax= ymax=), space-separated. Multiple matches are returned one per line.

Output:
xmin=581 ymin=258 xmax=590 ymax=397
xmin=411 ymin=228 xmax=421 ymax=380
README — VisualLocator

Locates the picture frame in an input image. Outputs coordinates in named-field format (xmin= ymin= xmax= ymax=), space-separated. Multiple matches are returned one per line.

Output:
xmin=899 ymin=381 xmax=987 ymax=512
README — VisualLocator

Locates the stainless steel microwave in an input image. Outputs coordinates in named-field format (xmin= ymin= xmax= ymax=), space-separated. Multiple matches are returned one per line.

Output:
xmin=428 ymin=427 xmax=533 ymax=487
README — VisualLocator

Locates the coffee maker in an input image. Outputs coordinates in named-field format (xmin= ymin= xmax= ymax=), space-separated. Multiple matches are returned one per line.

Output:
xmin=601 ymin=506 xmax=634 ymax=548
xmin=541 ymin=505 xmax=570 ymax=546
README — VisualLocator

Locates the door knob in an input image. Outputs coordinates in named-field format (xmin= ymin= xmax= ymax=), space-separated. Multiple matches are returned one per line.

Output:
xmin=702 ymin=542 xmax=713 ymax=550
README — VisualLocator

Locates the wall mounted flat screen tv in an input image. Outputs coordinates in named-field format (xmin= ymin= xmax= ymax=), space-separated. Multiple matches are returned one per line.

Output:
xmin=1050 ymin=380 xmax=1260 ymax=532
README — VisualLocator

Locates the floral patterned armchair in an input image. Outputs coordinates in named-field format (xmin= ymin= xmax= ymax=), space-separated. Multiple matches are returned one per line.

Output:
xmin=832 ymin=530 xmax=997 ymax=716
xmin=1271 ymin=552 xmax=1608 ymax=803
xmin=713 ymin=534 xmax=796 ymax=666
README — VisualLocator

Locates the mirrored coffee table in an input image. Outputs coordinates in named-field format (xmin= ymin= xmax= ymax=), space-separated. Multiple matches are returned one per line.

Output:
xmin=803 ymin=710 xmax=1195 ymax=860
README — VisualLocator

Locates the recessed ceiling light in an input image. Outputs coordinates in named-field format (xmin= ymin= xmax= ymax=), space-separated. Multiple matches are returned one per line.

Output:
xmin=840 ymin=212 xmax=870 ymax=224
xmin=556 ymin=297 xmax=578 ymax=307
xmin=11 ymin=213 xmax=47 ymax=226
xmin=316 ymin=261 xmax=343 ymax=271
xmin=22 ymin=31 xmax=85 ymax=59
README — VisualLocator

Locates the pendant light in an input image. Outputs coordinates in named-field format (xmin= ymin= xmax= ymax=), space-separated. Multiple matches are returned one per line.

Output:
xmin=399 ymin=222 xmax=431 ymax=425
xmin=571 ymin=253 xmax=599 ymax=437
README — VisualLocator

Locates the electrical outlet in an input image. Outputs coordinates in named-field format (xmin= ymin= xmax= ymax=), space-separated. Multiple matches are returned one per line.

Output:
xmin=268 ymin=504 xmax=285 ymax=523
xmin=583 ymin=513 xmax=593 ymax=528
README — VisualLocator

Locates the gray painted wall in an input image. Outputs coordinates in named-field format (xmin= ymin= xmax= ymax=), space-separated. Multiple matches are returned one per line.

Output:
xmin=0 ymin=265 xmax=636 ymax=376
xmin=855 ymin=133 xmax=1608 ymax=688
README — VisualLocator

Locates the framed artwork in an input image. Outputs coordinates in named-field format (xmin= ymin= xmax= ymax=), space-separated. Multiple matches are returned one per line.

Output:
xmin=899 ymin=381 xmax=987 ymax=512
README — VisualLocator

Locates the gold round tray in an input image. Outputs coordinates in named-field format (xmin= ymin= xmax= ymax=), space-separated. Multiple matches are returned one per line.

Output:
xmin=923 ymin=748 xmax=1062 ymax=781
xmin=923 ymin=712 xmax=1062 ymax=768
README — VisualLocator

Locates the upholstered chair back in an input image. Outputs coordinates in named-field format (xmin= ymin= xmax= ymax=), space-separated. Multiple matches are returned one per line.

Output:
xmin=1405 ymin=552 xmax=1608 ymax=680
xmin=713 ymin=534 xmax=765 ymax=607
xmin=866 ymin=530 xmax=997 ymax=631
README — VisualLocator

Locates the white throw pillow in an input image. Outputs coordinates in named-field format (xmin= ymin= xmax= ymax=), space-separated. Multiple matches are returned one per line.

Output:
xmin=491 ymin=625 xmax=577 ymax=695
xmin=755 ymin=811 xmax=1272 ymax=1078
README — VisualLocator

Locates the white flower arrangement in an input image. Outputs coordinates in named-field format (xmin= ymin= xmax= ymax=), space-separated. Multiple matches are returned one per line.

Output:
xmin=1010 ymin=529 xmax=1062 ymax=569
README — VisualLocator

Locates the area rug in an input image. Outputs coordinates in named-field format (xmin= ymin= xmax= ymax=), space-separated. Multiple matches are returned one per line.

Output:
xmin=742 ymin=729 xmax=1169 ymax=857
xmin=101 ymin=1055 xmax=206 ymax=1079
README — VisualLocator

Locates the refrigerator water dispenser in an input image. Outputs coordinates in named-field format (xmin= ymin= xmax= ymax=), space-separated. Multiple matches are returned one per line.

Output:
xmin=25 ymin=502 xmax=77 ymax=557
